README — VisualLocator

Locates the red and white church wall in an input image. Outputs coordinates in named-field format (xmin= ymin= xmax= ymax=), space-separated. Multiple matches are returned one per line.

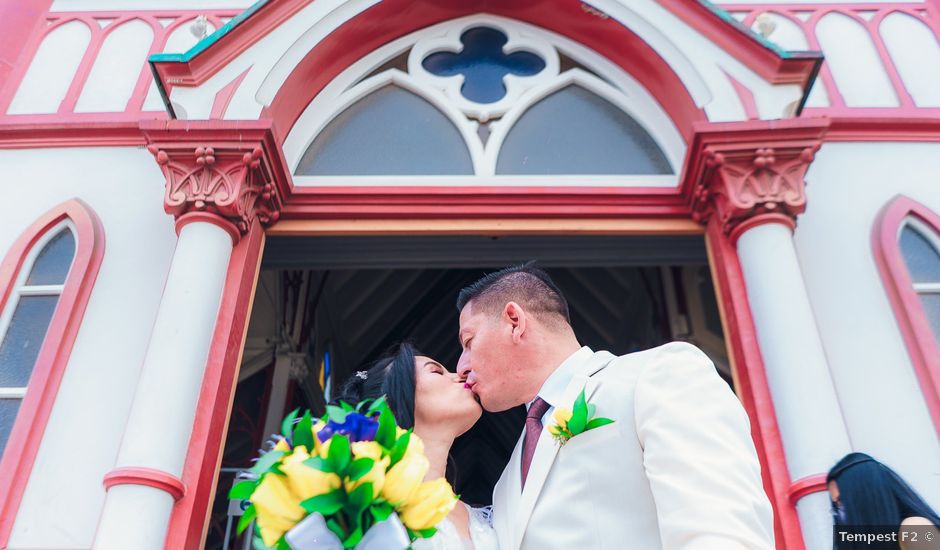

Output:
xmin=0 ymin=1 xmax=939 ymax=549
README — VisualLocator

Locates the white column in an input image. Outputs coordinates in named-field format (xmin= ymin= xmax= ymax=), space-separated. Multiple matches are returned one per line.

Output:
xmin=93 ymin=221 xmax=235 ymax=550
xmin=736 ymin=220 xmax=851 ymax=550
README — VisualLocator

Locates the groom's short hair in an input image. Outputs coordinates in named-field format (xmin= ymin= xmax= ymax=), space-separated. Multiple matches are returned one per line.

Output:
xmin=456 ymin=262 xmax=571 ymax=326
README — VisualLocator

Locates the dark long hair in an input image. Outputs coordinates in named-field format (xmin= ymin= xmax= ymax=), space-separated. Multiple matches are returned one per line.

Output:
xmin=335 ymin=342 xmax=419 ymax=428
xmin=827 ymin=452 xmax=940 ymax=534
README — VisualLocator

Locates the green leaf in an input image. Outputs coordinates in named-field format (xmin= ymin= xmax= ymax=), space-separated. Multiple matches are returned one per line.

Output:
xmin=326 ymin=518 xmax=346 ymax=540
xmin=236 ymin=504 xmax=256 ymax=534
xmin=370 ymin=502 xmax=394 ymax=522
xmin=228 ymin=480 xmax=257 ymax=500
xmin=327 ymin=405 xmax=348 ymax=424
xmin=292 ymin=411 xmax=314 ymax=451
xmin=281 ymin=408 xmax=300 ymax=438
xmin=568 ymin=389 xmax=588 ymax=435
xmin=276 ymin=538 xmax=292 ymax=550
xmin=416 ymin=527 xmax=438 ymax=539
xmin=347 ymin=457 xmax=375 ymax=481
xmin=328 ymin=434 xmax=351 ymax=474
xmin=300 ymin=490 xmax=345 ymax=515
xmin=249 ymin=450 xmax=286 ymax=476
xmin=586 ymin=403 xmax=596 ymax=419
xmin=347 ymin=482 xmax=373 ymax=515
xmin=303 ymin=455 xmax=331 ymax=472
xmin=366 ymin=395 xmax=388 ymax=416
xmin=340 ymin=401 xmax=355 ymax=412
xmin=375 ymin=406 xmax=396 ymax=449
xmin=343 ymin=526 xmax=363 ymax=548
xmin=585 ymin=417 xmax=615 ymax=430
xmin=388 ymin=430 xmax=411 ymax=466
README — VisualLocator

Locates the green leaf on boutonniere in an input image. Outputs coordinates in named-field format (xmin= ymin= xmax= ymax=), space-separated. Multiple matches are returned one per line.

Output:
xmin=568 ymin=389 xmax=588 ymax=435
xmin=585 ymin=417 xmax=615 ymax=430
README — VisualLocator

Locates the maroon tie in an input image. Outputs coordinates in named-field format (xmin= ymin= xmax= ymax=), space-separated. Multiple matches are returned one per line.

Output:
xmin=521 ymin=397 xmax=551 ymax=489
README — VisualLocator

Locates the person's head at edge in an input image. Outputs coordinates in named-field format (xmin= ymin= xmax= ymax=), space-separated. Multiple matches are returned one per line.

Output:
xmin=827 ymin=452 xmax=939 ymax=541
xmin=456 ymin=261 xmax=582 ymax=412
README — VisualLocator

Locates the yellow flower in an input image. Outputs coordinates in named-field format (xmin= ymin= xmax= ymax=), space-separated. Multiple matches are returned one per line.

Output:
xmin=404 ymin=432 xmax=425 ymax=460
xmin=399 ymin=478 xmax=458 ymax=531
xmin=273 ymin=437 xmax=291 ymax=452
xmin=251 ymin=473 xmax=305 ymax=547
xmin=382 ymin=452 xmax=429 ymax=505
xmin=348 ymin=441 xmax=389 ymax=494
xmin=280 ymin=446 xmax=341 ymax=501
xmin=552 ymin=407 xmax=572 ymax=430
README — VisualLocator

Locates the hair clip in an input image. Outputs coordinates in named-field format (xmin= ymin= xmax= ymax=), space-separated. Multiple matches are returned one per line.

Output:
xmin=355 ymin=371 xmax=368 ymax=380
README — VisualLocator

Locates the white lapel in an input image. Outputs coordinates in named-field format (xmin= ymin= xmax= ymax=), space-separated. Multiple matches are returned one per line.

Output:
xmin=513 ymin=354 xmax=609 ymax=549
xmin=493 ymin=434 xmax=523 ymax=547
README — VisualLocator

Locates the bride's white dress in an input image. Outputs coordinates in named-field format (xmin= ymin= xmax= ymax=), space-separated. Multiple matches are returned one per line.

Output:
xmin=413 ymin=504 xmax=499 ymax=550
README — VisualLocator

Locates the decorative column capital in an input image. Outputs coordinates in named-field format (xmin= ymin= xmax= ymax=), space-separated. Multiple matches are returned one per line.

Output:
xmin=684 ymin=120 xmax=829 ymax=242
xmin=141 ymin=121 xmax=291 ymax=242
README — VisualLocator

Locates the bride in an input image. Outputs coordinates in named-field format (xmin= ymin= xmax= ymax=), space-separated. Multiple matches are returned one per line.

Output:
xmin=336 ymin=342 xmax=498 ymax=550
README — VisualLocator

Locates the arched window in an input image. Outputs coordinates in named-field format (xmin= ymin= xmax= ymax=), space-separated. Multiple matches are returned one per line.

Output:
xmin=873 ymin=195 xmax=940 ymax=433
xmin=0 ymin=200 xmax=104 ymax=541
xmin=0 ymin=224 xmax=75 ymax=454
xmin=286 ymin=17 xmax=683 ymax=181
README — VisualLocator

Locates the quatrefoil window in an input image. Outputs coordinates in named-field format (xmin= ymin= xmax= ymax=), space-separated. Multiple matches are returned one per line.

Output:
xmin=422 ymin=26 xmax=546 ymax=104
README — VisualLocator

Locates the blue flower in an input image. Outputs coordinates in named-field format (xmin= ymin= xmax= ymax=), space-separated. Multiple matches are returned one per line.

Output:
xmin=317 ymin=412 xmax=379 ymax=443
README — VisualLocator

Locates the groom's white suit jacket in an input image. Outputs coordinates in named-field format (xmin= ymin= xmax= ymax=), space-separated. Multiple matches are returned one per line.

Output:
xmin=491 ymin=343 xmax=774 ymax=550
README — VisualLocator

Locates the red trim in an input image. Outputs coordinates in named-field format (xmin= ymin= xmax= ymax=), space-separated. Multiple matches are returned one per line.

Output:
xmin=0 ymin=121 xmax=146 ymax=149
xmin=210 ymin=68 xmax=251 ymax=120
xmin=872 ymin=195 xmax=940 ymax=435
xmin=0 ymin=199 xmax=105 ymax=547
xmin=788 ymin=474 xmax=829 ymax=507
xmin=163 ymin=220 xmax=265 ymax=550
xmin=103 ymin=467 xmax=186 ymax=502
xmin=262 ymin=0 xmax=707 ymax=143
xmin=175 ymin=212 xmax=241 ymax=246
xmin=0 ymin=1 xmax=53 ymax=100
xmin=706 ymin=218 xmax=804 ymax=550
xmin=729 ymin=213 xmax=797 ymax=245
xmin=726 ymin=71 xmax=760 ymax=120
xmin=282 ymin=185 xmax=691 ymax=220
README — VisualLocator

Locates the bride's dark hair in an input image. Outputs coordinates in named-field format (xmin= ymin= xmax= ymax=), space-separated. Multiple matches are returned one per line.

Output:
xmin=335 ymin=342 xmax=420 ymax=428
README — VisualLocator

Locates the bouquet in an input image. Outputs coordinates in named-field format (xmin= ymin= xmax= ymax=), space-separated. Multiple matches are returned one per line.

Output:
xmin=229 ymin=397 xmax=457 ymax=549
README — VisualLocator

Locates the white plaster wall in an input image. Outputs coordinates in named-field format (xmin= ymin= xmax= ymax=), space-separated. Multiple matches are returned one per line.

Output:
xmin=0 ymin=147 xmax=177 ymax=548
xmin=795 ymin=142 xmax=940 ymax=511
xmin=880 ymin=12 xmax=940 ymax=107
xmin=816 ymin=13 xmax=899 ymax=107
xmin=75 ymin=20 xmax=154 ymax=113
xmin=7 ymin=21 xmax=90 ymax=115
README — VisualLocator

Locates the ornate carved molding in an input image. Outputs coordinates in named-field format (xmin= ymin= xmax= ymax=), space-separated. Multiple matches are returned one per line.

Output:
xmin=140 ymin=121 xmax=291 ymax=241
xmin=683 ymin=119 xmax=829 ymax=242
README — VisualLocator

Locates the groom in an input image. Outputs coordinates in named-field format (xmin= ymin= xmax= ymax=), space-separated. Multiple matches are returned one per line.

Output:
xmin=456 ymin=263 xmax=774 ymax=549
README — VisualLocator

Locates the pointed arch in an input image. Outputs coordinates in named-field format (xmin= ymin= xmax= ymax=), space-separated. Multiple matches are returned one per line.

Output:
xmin=873 ymin=195 xmax=940 ymax=434
xmin=0 ymin=199 xmax=105 ymax=545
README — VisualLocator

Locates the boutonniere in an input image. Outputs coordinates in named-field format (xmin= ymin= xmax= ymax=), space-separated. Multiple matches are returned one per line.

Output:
xmin=548 ymin=388 xmax=614 ymax=446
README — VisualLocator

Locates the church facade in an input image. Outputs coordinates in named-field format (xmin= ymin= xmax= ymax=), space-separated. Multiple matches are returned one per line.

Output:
xmin=0 ymin=0 xmax=938 ymax=549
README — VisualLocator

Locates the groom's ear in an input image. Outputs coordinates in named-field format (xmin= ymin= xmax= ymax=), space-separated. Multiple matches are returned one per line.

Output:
xmin=504 ymin=301 xmax=527 ymax=343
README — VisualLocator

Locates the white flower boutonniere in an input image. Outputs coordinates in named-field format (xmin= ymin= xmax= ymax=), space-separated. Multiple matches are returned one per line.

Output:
xmin=547 ymin=388 xmax=614 ymax=446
